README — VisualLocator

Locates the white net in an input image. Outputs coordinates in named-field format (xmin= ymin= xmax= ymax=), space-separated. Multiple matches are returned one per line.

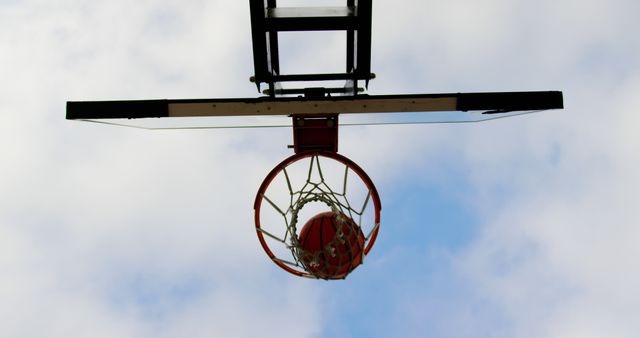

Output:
xmin=255 ymin=152 xmax=380 ymax=279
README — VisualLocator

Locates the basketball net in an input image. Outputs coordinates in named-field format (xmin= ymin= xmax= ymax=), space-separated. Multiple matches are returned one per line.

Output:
xmin=254 ymin=151 xmax=381 ymax=279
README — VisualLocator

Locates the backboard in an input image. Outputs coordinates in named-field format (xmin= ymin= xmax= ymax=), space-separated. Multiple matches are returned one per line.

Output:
xmin=66 ymin=0 xmax=563 ymax=129
xmin=66 ymin=91 xmax=563 ymax=129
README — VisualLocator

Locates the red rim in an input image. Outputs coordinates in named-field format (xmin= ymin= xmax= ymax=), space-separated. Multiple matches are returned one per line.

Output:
xmin=254 ymin=150 xmax=381 ymax=278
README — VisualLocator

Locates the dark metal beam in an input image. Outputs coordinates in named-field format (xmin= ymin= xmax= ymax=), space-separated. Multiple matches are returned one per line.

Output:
xmin=265 ymin=7 xmax=357 ymax=31
xmin=347 ymin=0 xmax=356 ymax=72
xmin=249 ymin=0 xmax=270 ymax=84
xmin=272 ymin=73 xmax=373 ymax=82
xmin=354 ymin=0 xmax=372 ymax=80
xmin=66 ymin=100 xmax=169 ymax=120
xmin=456 ymin=91 xmax=564 ymax=112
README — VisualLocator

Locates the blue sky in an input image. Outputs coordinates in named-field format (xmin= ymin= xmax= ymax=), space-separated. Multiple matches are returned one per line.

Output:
xmin=1 ymin=0 xmax=639 ymax=337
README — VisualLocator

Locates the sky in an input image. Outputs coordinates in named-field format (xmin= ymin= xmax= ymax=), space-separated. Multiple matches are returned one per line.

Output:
xmin=1 ymin=0 xmax=639 ymax=337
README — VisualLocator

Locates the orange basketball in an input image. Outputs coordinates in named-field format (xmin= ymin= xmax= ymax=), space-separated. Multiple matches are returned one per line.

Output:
xmin=297 ymin=211 xmax=365 ymax=279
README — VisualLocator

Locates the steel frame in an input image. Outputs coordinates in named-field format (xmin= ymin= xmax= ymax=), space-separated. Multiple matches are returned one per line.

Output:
xmin=249 ymin=0 xmax=373 ymax=97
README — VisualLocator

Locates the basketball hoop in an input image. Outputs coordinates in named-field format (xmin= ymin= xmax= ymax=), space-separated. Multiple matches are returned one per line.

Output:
xmin=254 ymin=151 xmax=381 ymax=279
xmin=65 ymin=0 xmax=564 ymax=280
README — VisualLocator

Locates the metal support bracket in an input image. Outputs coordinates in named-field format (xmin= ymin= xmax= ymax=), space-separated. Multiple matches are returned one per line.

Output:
xmin=290 ymin=114 xmax=339 ymax=153
xmin=249 ymin=0 xmax=373 ymax=97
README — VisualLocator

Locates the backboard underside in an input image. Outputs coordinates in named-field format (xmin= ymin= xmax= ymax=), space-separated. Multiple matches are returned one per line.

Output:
xmin=66 ymin=1 xmax=564 ymax=130
xmin=66 ymin=91 xmax=563 ymax=129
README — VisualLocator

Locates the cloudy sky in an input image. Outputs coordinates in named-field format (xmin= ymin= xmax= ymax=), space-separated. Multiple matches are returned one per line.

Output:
xmin=1 ymin=0 xmax=639 ymax=337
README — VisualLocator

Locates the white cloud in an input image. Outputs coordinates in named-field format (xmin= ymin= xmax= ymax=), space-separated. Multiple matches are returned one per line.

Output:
xmin=1 ymin=1 xmax=321 ymax=337
xmin=2 ymin=0 xmax=639 ymax=337
xmin=345 ymin=1 xmax=640 ymax=337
